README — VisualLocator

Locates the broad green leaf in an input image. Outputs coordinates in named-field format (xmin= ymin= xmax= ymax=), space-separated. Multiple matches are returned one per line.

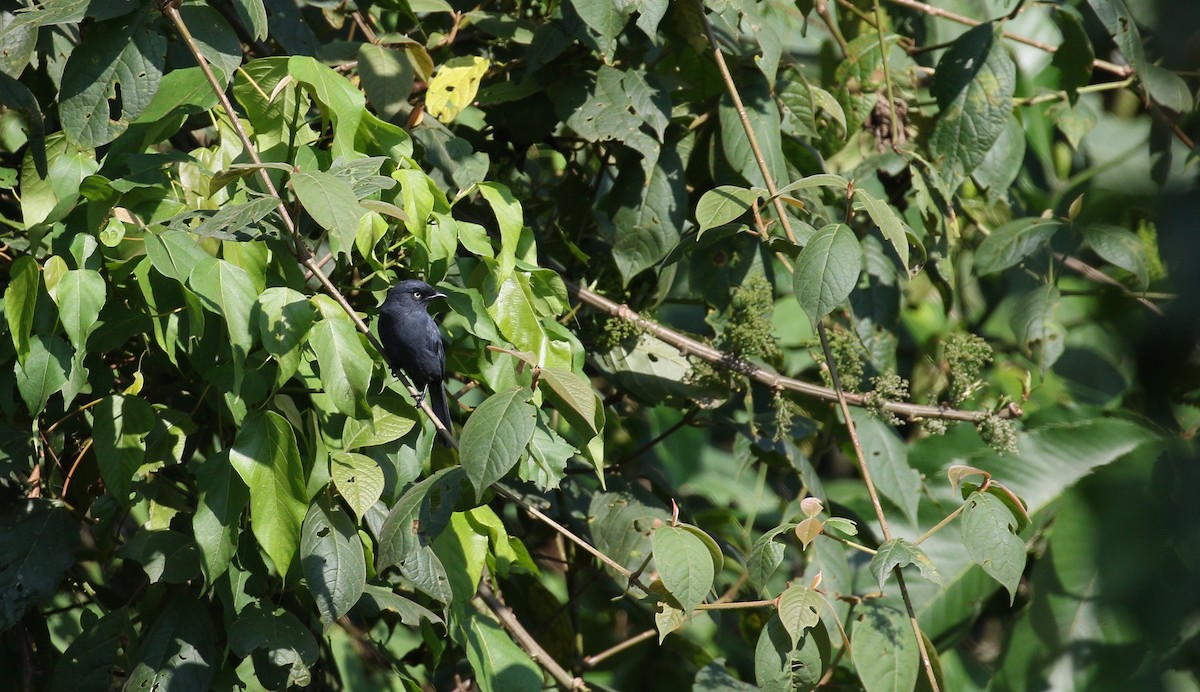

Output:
xmin=4 ymin=255 xmax=39 ymax=362
xmin=341 ymin=395 xmax=418 ymax=450
xmin=228 ymin=411 xmax=308 ymax=576
xmin=59 ymin=10 xmax=165 ymax=147
xmin=854 ymin=190 xmax=912 ymax=274
xmin=301 ymin=498 xmax=366 ymax=625
xmin=851 ymin=601 xmax=918 ymax=692
xmin=755 ymin=613 xmax=829 ymax=692
xmin=930 ymin=23 xmax=1016 ymax=187
xmin=1086 ymin=0 xmax=1192 ymax=113
xmin=19 ymin=133 xmax=98 ymax=227
xmin=652 ymin=525 xmax=715 ymax=614
xmin=869 ymin=538 xmax=941 ymax=591
xmin=748 ymin=524 xmax=794 ymax=595
xmin=49 ymin=269 xmax=105 ymax=353
xmin=125 ymin=597 xmax=216 ymax=692
xmin=776 ymin=584 xmax=821 ymax=648
xmin=589 ymin=489 xmax=672 ymax=576
xmin=852 ymin=410 xmax=921 ymax=524
xmin=376 ymin=467 xmax=467 ymax=571
xmin=974 ymin=218 xmax=1062 ymax=274
xmin=192 ymin=450 xmax=248 ymax=584
xmin=91 ymin=395 xmax=155 ymax=504
xmin=287 ymin=56 xmax=366 ymax=161
xmin=399 ymin=544 xmax=453 ymax=603
xmin=567 ymin=0 xmax=632 ymax=54
xmin=426 ymin=56 xmax=489 ymax=123
xmin=655 ymin=600 xmax=687 ymax=642
xmin=460 ymin=387 xmax=536 ymax=498
xmin=960 ymin=491 xmax=1025 ymax=603
xmin=972 ymin=115 xmax=1026 ymax=193
xmin=16 ymin=334 xmax=71 ymax=416
xmin=792 ymin=224 xmax=862 ymax=328
xmin=1083 ymin=224 xmax=1150 ymax=289
xmin=538 ymin=367 xmax=598 ymax=436
xmin=1010 ymin=284 xmax=1065 ymax=370
xmin=144 ymin=230 xmax=211 ymax=284
xmin=624 ymin=69 xmax=670 ymax=141
xmin=431 ymin=511 xmax=489 ymax=601
xmin=291 ymin=170 xmax=364 ymax=259
xmin=188 ymin=256 xmax=257 ymax=358
xmin=521 ymin=418 xmax=575 ymax=490
xmin=678 ymin=523 xmax=725 ymax=575
xmin=773 ymin=173 xmax=851 ymax=196
xmin=330 ymin=452 xmax=384 ymax=522
xmin=358 ymin=44 xmax=414 ymax=121
xmin=488 ymin=273 xmax=573 ymax=370
xmin=308 ymin=319 xmax=372 ymax=417
xmin=256 ymin=286 xmax=315 ymax=357
xmin=229 ymin=0 xmax=267 ymax=40
xmin=696 ymin=186 xmax=760 ymax=236
xmin=601 ymin=145 xmax=685 ymax=284
xmin=176 ymin=5 xmax=241 ymax=81
xmin=719 ymin=68 xmax=786 ymax=189
xmin=228 ymin=603 xmax=318 ymax=688
xmin=116 ymin=529 xmax=201 ymax=584
xmin=356 ymin=584 xmax=444 ymax=627
xmin=50 ymin=610 xmax=137 ymax=691
xmin=190 ymin=197 xmax=280 ymax=240
xmin=0 ymin=500 xmax=79 ymax=631
xmin=459 ymin=610 xmax=543 ymax=692
xmin=694 ymin=661 xmax=758 ymax=691
xmin=477 ymin=182 xmax=523 ymax=281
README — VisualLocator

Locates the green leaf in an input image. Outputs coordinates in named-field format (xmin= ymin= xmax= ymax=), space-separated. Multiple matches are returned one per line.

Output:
xmin=192 ymin=450 xmax=248 ymax=584
xmin=972 ymin=114 xmax=1026 ymax=194
xmin=188 ymin=256 xmax=257 ymax=359
xmin=568 ymin=0 xmax=632 ymax=54
xmin=291 ymin=170 xmax=365 ymax=259
xmin=301 ymin=497 xmax=366 ymax=625
xmin=599 ymin=145 xmax=685 ymax=285
xmin=1085 ymin=0 xmax=1192 ymax=113
xmin=144 ymin=230 xmax=211 ymax=284
xmin=308 ymin=318 xmax=372 ymax=417
xmin=522 ymin=418 xmax=575 ymax=490
xmin=1082 ymin=224 xmax=1150 ymax=289
xmin=117 ymin=529 xmax=201 ymax=584
xmin=4 ymin=255 xmax=39 ymax=362
xmin=960 ymin=491 xmax=1025 ymax=603
xmin=228 ymin=603 xmax=318 ymax=688
xmin=255 ymin=286 xmax=315 ymax=357
xmin=652 ymin=525 xmax=715 ymax=613
xmin=776 ymin=584 xmax=821 ymax=648
xmin=696 ymin=186 xmax=760 ymax=236
xmin=748 ymin=525 xmax=793 ymax=595
xmin=477 ymin=182 xmax=523 ymax=282
xmin=49 ymin=269 xmax=105 ymax=353
xmin=974 ymin=218 xmax=1062 ymax=274
xmin=58 ymin=10 xmax=165 ymax=147
xmin=719 ymin=68 xmax=786 ymax=189
xmin=1048 ymin=7 xmax=1094 ymax=105
xmin=851 ymin=601 xmax=918 ymax=692
xmin=91 ymin=394 xmax=155 ymax=504
xmin=51 ymin=610 xmax=137 ymax=691
xmin=929 ymin=23 xmax=1016 ymax=187
xmin=125 ymin=597 xmax=216 ymax=692
xmin=488 ymin=273 xmax=574 ymax=370
xmin=869 ymin=538 xmax=941 ymax=591
xmin=228 ymin=411 xmax=308 ymax=575
xmin=854 ymin=190 xmax=913 ymax=275
xmin=376 ymin=467 xmax=467 ymax=572
xmin=358 ymin=44 xmax=414 ymax=121
xmin=1010 ymin=284 xmax=1065 ymax=370
xmin=0 ymin=500 xmax=79 ymax=630
xmin=460 ymin=387 xmax=537 ymax=498
xmin=538 ymin=367 xmax=598 ymax=437
xmin=16 ymin=333 xmax=72 ymax=416
xmin=287 ymin=56 xmax=367 ymax=161
xmin=754 ymin=613 xmax=829 ymax=692
xmin=459 ymin=610 xmax=543 ymax=692
xmin=852 ymin=410 xmax=922 ymax=524
xmin=330 ymin=452 xmax=385 ymax=522
xmin=792 ymin=224 xmax=862 ymax=328
xmin=356 ymin=584 xmax=444 ymax=626
xmin=19 ymin=133 xmax=98 ymax=227
xmin=341 ymin=395 xmax=418 ymax=450
xmin=431 ymin=511 xmax=488 ymax=601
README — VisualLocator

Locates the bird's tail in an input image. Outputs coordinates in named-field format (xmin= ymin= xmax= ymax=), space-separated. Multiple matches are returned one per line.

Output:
xmin=430 ymin=384 xmax=453 ymax=446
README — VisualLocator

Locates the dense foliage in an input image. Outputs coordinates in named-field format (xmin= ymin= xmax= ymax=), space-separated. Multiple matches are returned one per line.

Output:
xmin=1 ymin=0 xmax=1198 ymax=689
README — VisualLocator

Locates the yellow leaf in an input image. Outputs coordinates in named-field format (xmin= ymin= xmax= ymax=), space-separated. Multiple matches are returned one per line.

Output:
xmin=425 ymin=56 xmax=489 ymax=123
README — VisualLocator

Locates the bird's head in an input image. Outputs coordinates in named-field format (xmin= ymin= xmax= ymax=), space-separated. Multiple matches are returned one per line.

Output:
xmin=385 ymin=279 xmax=447 ymax=311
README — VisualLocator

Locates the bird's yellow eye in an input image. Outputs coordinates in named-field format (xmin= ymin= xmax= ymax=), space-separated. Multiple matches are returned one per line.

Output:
xmin=412 ymin=291 xmax=422 ymax=299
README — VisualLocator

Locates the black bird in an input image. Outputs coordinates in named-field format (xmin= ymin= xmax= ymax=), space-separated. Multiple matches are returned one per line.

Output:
xmin=378 ymin=279 xmax=452 ymax=439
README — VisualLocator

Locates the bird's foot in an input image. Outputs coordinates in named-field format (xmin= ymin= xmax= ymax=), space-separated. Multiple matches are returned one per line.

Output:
xmin=415 ymin=387 xmax=428 ymax=408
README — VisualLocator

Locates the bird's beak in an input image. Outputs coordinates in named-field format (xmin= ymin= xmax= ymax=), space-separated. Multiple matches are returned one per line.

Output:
xmin=428 ymin=290 xmax=447 ymax=301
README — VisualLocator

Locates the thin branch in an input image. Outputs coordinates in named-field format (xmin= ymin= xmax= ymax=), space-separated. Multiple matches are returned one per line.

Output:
xmin=817 ymin=322 xmax=939 ymax=692
xmin=478 ymin=574 xmax=587 ymax=690
xmin=166 ymin=6 xmax=457 ymax=446
xmin=1053 ymin=250 xmax=1164 ymax=316
xmin=567 ymin=279 xmax=1021 ymax=423
xmin=695 ymin=599 xmax=775 ymax=610
xmin=582 ymin=629 xmax=657 ymax=669
xmin=615 ymin=405 xmax=700 ymax=467
xmin=914 ymin=504 xmax=965 ymax=546
xmin=881 ymin=0 xmax=1132 ymax=78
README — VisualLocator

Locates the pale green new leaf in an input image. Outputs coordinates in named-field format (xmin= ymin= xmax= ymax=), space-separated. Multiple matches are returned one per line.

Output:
xmin=49 ymin=269 xmax=105 ymax=353
xmin=291 ymin=171 xmax=364 ymax=259
xmin=652 ymin=525 xmax=715 ymax=614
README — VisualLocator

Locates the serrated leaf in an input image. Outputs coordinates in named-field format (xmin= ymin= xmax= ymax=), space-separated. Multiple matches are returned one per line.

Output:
xmin=330 ymin=452 xmax=384 ymax=522
xmin=460 ymin=387 xmax=537 ymax=497
xmin=869 ymin=538 xmax=941 ymax=591
xmin=696 ymin=186 xmax=760 ymax=235
xmin=929 ymin=23 xmax=1016 ymax=187
xmin=961 ymin=491 xmax=1025 ymax=603
xmin=228 ymin=411 xmax=308 ymax=575
xmin=748 ymin=530 xmax=789 ymax=595
xmin=301 ymin=498 xmax=366 ymax=625
xmin=653 ymin=525 xmax=715 ymax=614
xmin=974 ymin=218 xmax=1062 ymax=274
xmin=854 ymin=190 xmax=912 ymax=274
xmin=793 ymin=224 xmax=862 ymax=328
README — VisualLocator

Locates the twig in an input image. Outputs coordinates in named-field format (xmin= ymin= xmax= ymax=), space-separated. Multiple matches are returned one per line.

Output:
xmin=614 ymin=406 xmax=700 ymax=467
xmin=582 ymin=629 xmax=657 ymax=668
xmin=478 ymin=574 xmax=586 ymax=690
xmin=881 ymin=0 xmax=1132 ymax=78
xmin=914 ymin=505 xmax=964 ymax=545
xmin=166 ymin=6 xmax=457 ymax=446
xmin=567 ymin=279 xmax=1021 ymax=423
xmin=1052 ymin=250 xmax=1163 ymax=316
